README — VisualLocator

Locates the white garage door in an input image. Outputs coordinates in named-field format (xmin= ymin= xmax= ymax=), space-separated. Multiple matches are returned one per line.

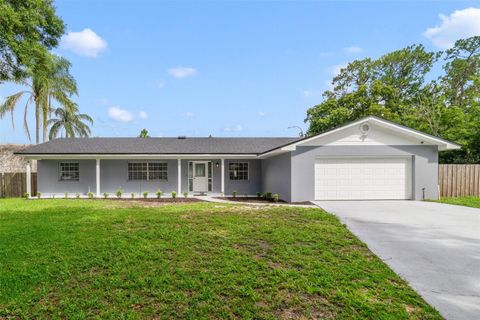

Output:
xmin=314 ymin=157 xmax=412 ymax=200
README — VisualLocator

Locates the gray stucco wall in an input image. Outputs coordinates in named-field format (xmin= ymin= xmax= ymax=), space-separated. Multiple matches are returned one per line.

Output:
xmin=100 ymin=159 xmax=178 ymax=194
xmin=290 ymin=145 xmax=439 ymax=202
xmin=224 ymin=159 xmax=262 ymax=196
xmin=37 ymin=158 xmax=262 ymax=196
xmin=261 ymin=153 xmax=291 ymax=202
xmin=37 ymin=159 xmax=96 ymax=194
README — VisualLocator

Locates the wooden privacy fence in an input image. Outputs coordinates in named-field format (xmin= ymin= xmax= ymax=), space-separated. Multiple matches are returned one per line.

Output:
xmin=0 ymin=172 xmax=37 ymax=198
xmin=439 ymin=164 xmax=480 ymax=198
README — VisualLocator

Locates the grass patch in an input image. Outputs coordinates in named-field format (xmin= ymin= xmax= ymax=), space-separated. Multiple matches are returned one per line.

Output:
xmin=0 ymin=199 xmax=440 ymax=319
xmin=435 ymin=196 xmax=480 ymax=208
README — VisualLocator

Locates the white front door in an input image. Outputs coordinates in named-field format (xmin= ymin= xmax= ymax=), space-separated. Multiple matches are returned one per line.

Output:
xmin=192 ymin=161 xmax=208 ymax=192
xmin=314 ymin=157 xmax=412 ymax=200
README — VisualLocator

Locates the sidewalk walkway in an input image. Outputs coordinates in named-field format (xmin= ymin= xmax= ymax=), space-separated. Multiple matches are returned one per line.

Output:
xmin=199 ymin=196 xmax=317 ymax=208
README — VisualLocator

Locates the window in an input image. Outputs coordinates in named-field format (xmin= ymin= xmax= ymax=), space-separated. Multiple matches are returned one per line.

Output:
xmin=148 ymin=162 xmax=168 ymax=181
xmin=59 ymin=162 xmax=79 ymax=181
xmin=128 ymin=162 xmax=168 ymax=181
xmin=229 ymin=162 xmax=249 ymax=180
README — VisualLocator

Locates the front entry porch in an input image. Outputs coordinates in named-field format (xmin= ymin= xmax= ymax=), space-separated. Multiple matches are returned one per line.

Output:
xmin=33 ymin=158 xmax=262 ymax=198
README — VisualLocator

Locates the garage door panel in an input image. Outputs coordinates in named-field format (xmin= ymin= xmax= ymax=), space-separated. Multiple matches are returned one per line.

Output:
xmin=314 ymin=157 xmax=412 ymax=200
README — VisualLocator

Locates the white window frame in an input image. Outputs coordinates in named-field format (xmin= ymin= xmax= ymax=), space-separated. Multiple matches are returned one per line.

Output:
xmin=229 ymin=161 xmax=249 ymax=181
xmin=59 ymin=161 xmax=80 ymax=182
xmin=128 ymin=162 xmax=168 ymax=182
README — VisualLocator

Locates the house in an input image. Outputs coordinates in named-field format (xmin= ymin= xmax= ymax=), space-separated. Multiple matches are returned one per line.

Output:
xmin=16 ymin=116 xmax=459 ymax=202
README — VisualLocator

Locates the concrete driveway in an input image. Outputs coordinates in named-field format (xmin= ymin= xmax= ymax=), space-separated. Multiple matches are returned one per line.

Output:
xmin=314 ymin=200 xmax=480 ymax=320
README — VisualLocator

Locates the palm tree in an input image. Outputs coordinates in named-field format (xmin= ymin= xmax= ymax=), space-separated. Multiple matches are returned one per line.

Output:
xmin=0 ymin=54 xmax=77 ymax=144
xmin=48 ymin=105 xmax=93 ymax=140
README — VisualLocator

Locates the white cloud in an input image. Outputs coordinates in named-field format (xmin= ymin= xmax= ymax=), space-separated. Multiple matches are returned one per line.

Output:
xmin=139 ymin=111 xmax=148 ymax=119
xmin=60 ymin=28 xmax=107 ymax=57
xmin=258 ymin=111 xmax=266 ymax=116
xmin=184 ymin=112 xmax=194 ymax=117
xmin=424 ymin=7 xmax=480 ymax=49
xmin=223 ymin=125 xmax=243 ymax=132
xmin=344 ymin=46 xmax=363 ymax=54
xmin=108 ymin=106 xmax=134 ymax=123
xmin=168 ymin=67 xmax=197 ymax=79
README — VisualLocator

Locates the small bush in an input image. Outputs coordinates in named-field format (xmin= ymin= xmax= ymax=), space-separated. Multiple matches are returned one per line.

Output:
xmin=143 ymin=191 xmax=149 ymax=199
xmin=256 ymin=192 xmax=261 ymax=198
xmin=131 ymin=192 xmax=135 ymax=199
xmin=265 ymin=192 xmax=272 ymax=200
xmin=156 ymin=189 xmax=163 ymax=199
xmin=87 ymin=192 xmax=94 ymax=199
xmin=115 ymin=188 xmax=124 ymax=198
xmin=273 ymin=193 xmax=279 ymax=203
xmin=171 ymin=191 xmax=177 ymax=199
xmin=183 ymin=192 xmax=188 ymax=198
xmin=103 ymin=192 xmax=109 ymax=199
xmin=64 ymin=192 xmax=69 ymax=199
xmin=76 ymin=193 xmax=80 ymax=199
xmin=232 ymin=191 xmax=237 ymax=198
xmin=23 ymin=192 xmax=29 ymax=199
xmin=37 ymin=192 xmax=41 ymax=199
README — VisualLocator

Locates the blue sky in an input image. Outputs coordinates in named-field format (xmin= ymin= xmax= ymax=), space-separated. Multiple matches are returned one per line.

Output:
xmin=1 ymin=1 xmax=480 ymax=143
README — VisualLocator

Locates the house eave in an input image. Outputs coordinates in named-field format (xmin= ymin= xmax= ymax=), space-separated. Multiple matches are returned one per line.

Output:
xmin=16 ymin=153 xmax=260 ymax=160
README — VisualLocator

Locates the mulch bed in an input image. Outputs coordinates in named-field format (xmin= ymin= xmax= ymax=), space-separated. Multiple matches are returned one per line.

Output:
xmin=216 ymin=197 xmax=313 ymax=205
xmin=34 ymin=198 xmax=203 ymax=203
xmin=115 ymin=198 xmax=203 ymax=203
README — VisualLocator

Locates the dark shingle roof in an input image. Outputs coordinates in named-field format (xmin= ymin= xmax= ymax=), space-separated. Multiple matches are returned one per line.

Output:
xmin=16 ymin=137 xmax=301 ymax=155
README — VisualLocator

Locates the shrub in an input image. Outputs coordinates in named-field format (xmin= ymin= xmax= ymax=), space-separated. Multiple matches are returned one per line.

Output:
xmin=23 ymin=192 xmax=29 ymax=199
xmin=115 ymin=188 xmax=124 ymax=198
xmin=171 ymin=191 xmax=177 ymax=199
xmin=64 ymin=192 xmax=68 ymax=199
xmin=183 ymin=192 xmax=188 ymax=198
xmin=103 ymin=192 xmax=109 ymax=199
xmin=256 ymin=192 xmax=261 ymax=198
xmin=87 ymin=192 xmax=94 ymax=199
xmin=265 ymin=192 xmax=272 ymax=200
xmin=76 ymin=193 xmax=80 ymax=199
xmin=232 ymin=191 xmax=237 ymax=198
xmin=156 ymin=189 xmax=163 ymax=199
xmin=37 ymin=192 xmax=41 ymax=199
xmin=143 ymin=191 xmax=149 ymax=199
xmin=131 ymin=192 xmax=135 ymax=199
xmin=273 ymin=193 xmax=279 ymax=203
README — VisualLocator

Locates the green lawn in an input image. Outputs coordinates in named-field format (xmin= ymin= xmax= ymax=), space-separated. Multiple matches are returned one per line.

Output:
xmin=0 ymin=199 xmax=440 ymax=319
xmin=436 ymin=196 xmax=480 ymax=208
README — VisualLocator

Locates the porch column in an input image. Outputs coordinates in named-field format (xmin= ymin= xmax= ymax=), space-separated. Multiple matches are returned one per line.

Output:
xmin=177 ymin=159 xmax=181 ymax=194
xmin=221 ymin=158 xmax=225 ymax=195
xmin=26 ymin=160 xmax=31 ymax=197
xmin=96 ymin=159 xmax=101 ymax=197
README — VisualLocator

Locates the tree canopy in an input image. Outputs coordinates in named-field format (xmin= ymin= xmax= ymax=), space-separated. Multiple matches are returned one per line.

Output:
xmin=0 ymin=0 xmax=65 ymax=82
xmin=305 ymin=37 xmax=480 ymax=163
